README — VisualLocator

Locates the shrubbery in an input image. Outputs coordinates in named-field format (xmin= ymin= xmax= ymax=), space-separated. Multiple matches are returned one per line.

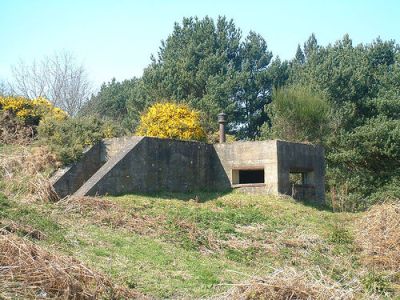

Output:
xmin=0 ymin=96 xmax=67 ymax=145
xmin=38 ymin=116 xmax=126 ymax=165
xmin=327 ymin=116 xmax=400 ymax=210
xmin=261 ymin=82 xmax=400 ymax=211
xmin=0 ymin=96 xmax=67 ymax=126
xmin=136 ymin=102 xmax=206 ymax=141
xmin=0 ymin=96 xmax=126 ymax=165
xmin=0 ymin=111 xmax=33 ymax=144
xmin=260 ymin=85 xmax=332 ymax=143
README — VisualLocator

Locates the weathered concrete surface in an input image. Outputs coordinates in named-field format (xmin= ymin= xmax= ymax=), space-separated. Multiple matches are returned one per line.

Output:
xmin=213 ymin=140 xmax=325 ymax=203
xmin=276 ymin=140 xmax=325 ymax=202
xmin=72 ymin=137 xmax=230 ymax=196
xmin=51 ymin=137 xmax=139 ymax=198
xmin=74 ymin=137 xmax=144 ymax=196
xmin=213 ymin=140 xmax=279 ymax=194
xmin=51 ymin=136 xmax=325 ymax=203
xmin=51 ymin=143 xmax=103 ymax=198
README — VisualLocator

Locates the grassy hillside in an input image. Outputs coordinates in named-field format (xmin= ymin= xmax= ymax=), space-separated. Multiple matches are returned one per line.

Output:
xmin=53 ymin=193 xmax=359 ymax=297
xmin=0 ymin=191 xmax=390 ymax=299
xmin=1 ymin=145 xmax=399 ymax=299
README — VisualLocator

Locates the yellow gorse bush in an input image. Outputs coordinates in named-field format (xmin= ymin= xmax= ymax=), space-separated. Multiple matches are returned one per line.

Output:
xmin=136 ymin=102 xmax=206 ymax=141
xmin=0 ymin=96 xmax=67 ymax=124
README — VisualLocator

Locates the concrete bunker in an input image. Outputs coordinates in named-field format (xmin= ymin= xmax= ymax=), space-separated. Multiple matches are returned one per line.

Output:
xmin=51 ymin=112 xmax=325 ymax=203
xmin=51 ymin=137 xmax=325 ymax=203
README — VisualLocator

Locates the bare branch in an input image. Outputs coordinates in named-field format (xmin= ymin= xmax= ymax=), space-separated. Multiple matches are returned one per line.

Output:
xmin=9 ymin=51 xmax=92 ymax=116
xmin=0 ymin=80 xmax=9 ymax=96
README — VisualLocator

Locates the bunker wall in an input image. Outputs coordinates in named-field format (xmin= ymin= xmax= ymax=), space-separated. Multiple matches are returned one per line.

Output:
xmin=83 ymin=137 xmax=230 ymax=195
xmin=51 ymin=143 xmax=103 ymax=198
xmin=276 ymin=140 xmax=325 ymax=203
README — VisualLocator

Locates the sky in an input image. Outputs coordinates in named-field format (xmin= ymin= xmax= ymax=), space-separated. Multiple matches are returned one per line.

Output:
xmin=1 ymin=0 xmax=399 ymax=89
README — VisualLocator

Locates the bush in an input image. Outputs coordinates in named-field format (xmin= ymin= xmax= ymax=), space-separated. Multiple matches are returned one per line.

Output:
xmin=261 ymin=85 xmax=331 ymax=143
xmin=0 ymin=96 xmax=67 ymax=126
xmin=38 ymin=117 xmax=126 ymax=165
xmin=136 ymin=102 xmax=206 ymax=141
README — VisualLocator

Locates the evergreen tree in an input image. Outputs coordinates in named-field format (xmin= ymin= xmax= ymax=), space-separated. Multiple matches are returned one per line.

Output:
xmin=294 ymin=44 xmax=305 ymax=64
xmin=142 ymin=16 xmax=278 ymax=137
xmin=80 ymin=78 xmax=148 ymax=130
xmin=282 ymin=33 xmax=400 ymax=208
xmin=142 ymin=16 xmax=242 ymax=132
xmin=303 ymin=33 xmax=319 ymax=59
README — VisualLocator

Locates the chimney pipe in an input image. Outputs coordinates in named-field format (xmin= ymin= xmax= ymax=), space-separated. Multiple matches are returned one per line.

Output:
xmin=217 ymin=112 xmax=227 ymax=143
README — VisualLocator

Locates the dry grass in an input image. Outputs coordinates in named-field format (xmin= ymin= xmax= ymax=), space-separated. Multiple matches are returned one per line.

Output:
xmin=0 ymin=234 xmax=146 ymax=299
xmin=0 ymin=111 xmax=34 ymax=145
xmin=173 ymin=219 xmax=222 ymax=253
xmin=355 ymin=201 xmax=400 ymax=271
xmin=216 ymin=268 xmax=356 ymax=300
xmin=57 ymin=196 xmax=165 ymax=236
xmin=59 ymin=196 xmax=118 ymax=213
xmin=0 ymin=220 xmax=46 ymax=240
xmin=0 ymin=145 xmax=60 ymax=202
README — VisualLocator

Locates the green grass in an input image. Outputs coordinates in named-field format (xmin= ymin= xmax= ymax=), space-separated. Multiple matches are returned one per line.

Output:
xmin=39 ymin=191 xmax=362 ymax=298
xmin=70 ymin=225 xmax=242 ymax=297
xmin=3 ymin=183 xmax=395 ymax=298
xmin=0 ymin=193 xmax=66 ymax=245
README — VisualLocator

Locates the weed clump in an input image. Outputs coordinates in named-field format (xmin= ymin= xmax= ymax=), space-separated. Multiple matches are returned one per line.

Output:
xmin=355 ymin=201 xmax=400 ymax=271
xmin=219 ymin=268 xmax=355 ymax=300
xmin=0 ymin=146 xmax=59 ymax=202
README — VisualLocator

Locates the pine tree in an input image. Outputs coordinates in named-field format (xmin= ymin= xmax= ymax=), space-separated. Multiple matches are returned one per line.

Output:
xmin=294 ymin=44 xmax=305 ymax=64
xmin=303 ymin=33 xmax=318 ymax=59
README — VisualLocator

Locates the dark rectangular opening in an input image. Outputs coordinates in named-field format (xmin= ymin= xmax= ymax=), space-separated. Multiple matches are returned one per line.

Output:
xmin=289 ymin=172 xmax=305 ymax=185
xmin=239 ymin=169 xmax=264 ymax=184
xmin=289 ymin=170 xmax=316 ymax=200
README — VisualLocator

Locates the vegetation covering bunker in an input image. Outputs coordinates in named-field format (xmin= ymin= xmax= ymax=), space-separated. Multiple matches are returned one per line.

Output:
xmin=51 ymin=136 xmax=325 ymax=203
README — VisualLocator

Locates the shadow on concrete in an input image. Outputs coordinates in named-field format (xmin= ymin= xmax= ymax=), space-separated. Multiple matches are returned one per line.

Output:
xmin=53 ymin=137 xmax=234 ymax=199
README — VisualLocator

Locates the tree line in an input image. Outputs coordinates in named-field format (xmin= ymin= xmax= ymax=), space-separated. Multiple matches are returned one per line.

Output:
xmin=81 ymin=16 xmax=287 ymax=138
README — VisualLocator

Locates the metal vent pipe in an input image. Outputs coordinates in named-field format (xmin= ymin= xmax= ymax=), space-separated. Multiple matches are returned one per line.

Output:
xmin=217 ymin=112 xmax=227 ymax=143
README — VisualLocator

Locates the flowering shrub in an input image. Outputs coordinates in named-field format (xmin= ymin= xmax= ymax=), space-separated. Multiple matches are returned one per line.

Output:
xmin=0 ymin=96 xmax=67 ymax=126
xmin=136 ymin=102 xmax=206 ymax=141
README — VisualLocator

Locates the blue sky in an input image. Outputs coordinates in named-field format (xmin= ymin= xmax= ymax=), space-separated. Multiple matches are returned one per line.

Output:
xmin=1 ymin=0 xmax=399 ymax=88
